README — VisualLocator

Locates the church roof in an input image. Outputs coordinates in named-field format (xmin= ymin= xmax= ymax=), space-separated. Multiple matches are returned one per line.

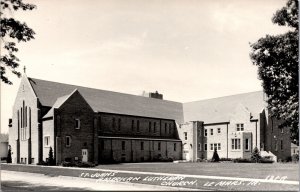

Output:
xmin=28 ymin=78 xmax=184 ymax=123
xmin=183 ymin=91 xmax=265 ymax=124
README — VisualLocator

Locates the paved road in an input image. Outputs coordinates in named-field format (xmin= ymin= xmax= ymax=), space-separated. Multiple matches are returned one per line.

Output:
xmin=1 ymin=170 xmax=197 ymax=191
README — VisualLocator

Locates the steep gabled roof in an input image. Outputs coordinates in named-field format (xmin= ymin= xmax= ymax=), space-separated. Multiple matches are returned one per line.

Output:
xmin=29 ymin=78 xmax=184 ymax=123
xmin=43 ymin=89 xmax=79 ymax=118
xmin=183 ymin=91 xmax=265 ymax=123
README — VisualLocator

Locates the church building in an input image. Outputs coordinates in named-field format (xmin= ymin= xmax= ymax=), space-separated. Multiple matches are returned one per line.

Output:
xmin=8 ymin=75 xmax=291 ymax=164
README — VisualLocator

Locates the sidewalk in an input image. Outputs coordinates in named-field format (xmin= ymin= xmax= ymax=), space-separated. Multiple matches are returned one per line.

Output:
xmin=1 ymin=170 xmax=199 ymax=191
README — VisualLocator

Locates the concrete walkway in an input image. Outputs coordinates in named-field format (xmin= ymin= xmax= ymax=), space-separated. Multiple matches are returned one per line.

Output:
xmin=1 ymin=170 xmax=199 ymax=191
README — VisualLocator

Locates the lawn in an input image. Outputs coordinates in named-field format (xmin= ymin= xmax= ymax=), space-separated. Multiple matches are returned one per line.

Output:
xmin=96 ymin=162 xmax=299 ymax=181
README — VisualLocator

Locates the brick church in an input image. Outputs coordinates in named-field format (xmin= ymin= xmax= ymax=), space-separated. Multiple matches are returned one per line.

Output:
xmin=8 ymin=75 xmax=291 ymax=165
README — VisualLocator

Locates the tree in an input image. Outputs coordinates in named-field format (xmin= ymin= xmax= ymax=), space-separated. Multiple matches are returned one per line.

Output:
xmin=7 ymin=148 xmax=12 ymax=163
xmin=212 ymin=147 xmax=220 ymax=162
xmin=48 ymin=146 xmax=55 ymax=165
xmin=0 ymin=0 xmax=36 ymax=85
xmin=250 ymin=0 xmax=299 ymax=142
xmin=251 ymin=147 xmax=261 ymax=163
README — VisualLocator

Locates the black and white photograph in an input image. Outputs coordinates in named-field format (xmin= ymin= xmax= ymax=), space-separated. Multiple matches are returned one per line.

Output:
xmin=0 ymin=0 xmax=299 ymax=191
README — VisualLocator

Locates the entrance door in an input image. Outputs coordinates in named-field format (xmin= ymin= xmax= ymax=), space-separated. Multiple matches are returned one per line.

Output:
xmin=82 ymin=149 xmax=88 ymax=162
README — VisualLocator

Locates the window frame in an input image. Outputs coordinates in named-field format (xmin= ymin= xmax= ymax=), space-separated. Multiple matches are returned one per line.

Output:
xmin=44 ymin=136 xmax=50 ymax=147
xmin=210 ymin=128 xmax=213 ymax=135
xmin=75 ymin=119 xmax=80 ymax=129
xmin=204 ymin=129 xmax=207 ymax=137
xmin=66 ymin=136 xmax=71 ymax=147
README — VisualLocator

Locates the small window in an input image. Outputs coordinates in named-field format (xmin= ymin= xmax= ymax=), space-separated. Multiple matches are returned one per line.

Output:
xmin=237 ymin=123 xmax=244 ymax=131
xmin=122 ymin=141 xmax=125 ymax=150
xmin=158 ymin=142 xmax=161 ymax=151
xmin=75 ymin=119 xmax=80 ymax=129
xmin=112 ymin=118 xmax=116 ymax=129
xmin=118 ymin=118 xmax=121 ymax=131
xmin=141 ymin=142 xmax=144 ymax=150
xmin=165 ymin=123 xmax=167 ymax=134
xmin=154 ymin=122 xmax=156 ymax=132
xmin=217 ymin=128 xmax=221 ymax=134
xmin=198 ymin=143 xmax=201 ymax=151
xmin=204 ymin=143 xmax=207 ymax=151
xmin=217 ymin=143 xmax=221 ymax=150
xmin=66 ymin=136 xmax=71 ymax=147
xmin=184 ymin=132 xmax=187 ymax=140
xmin=210 ymin=143 xmax=213 ymax=151
xmin=174 ymin=143 xmax=176 ymax=151
xmin=21 ymin=158 xmax=23 ymax=163
xmin=204 ymin=129 xmax=207 ymax=137
xmin=44 ymin=136 xmax=50 ymax=147
xmin=137 ymin=120 xmax=140 ymax=132
xmin=280 ymin=140 xmax=283 ymax=150
xmin=149 ymin=122 xmax=151 ymax=132
xmin=131 ymin=120 xmax=134 ymax=130
xmin=210 ymin=129 xmax=213 ymax=135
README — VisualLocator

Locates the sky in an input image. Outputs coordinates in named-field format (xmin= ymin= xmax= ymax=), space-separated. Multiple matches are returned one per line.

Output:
xmin=1 ymin=0 xmax=289 ymax=133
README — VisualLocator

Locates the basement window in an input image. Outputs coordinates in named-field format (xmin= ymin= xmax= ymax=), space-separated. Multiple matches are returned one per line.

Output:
xmin=66 ymin=136 xmax=71 ymax=147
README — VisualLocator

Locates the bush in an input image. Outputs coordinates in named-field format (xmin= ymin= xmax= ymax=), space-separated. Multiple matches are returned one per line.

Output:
xmin=292 ymin=154 xmax=299 ymax=162
xmin=37 ymin=160 xmax=48 ymax=166
xmin=260 ymin=158 xmax=274 ymax=163
xmin=219 ymin=158 xmax=232 ymax=161
xmin=47 ymin=147 xmax=55 ymax=166
xmin=233 ymin=158 xmax=252 ymax=163
xmin=61 ymin=161 xmax=96 ymax=167
xmin=212 ymin=148 xmax=220 ymax=162
xmin=251 ymin=147 xmax=261 ymax=163
xmin=6 ymin=149 xmax=12 ymax=163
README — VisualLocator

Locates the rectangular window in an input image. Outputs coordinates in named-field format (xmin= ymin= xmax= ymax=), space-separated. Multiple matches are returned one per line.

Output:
xmin=280 ymin=140 xmax=283 ymax=150
xmin=44 ymin=136 xmax=50 ymax=147
xmin=132 ymin=120 xmax=134 ymax=131
xmin=149 ymin=122 xmax=151 ymax=132
xmin=237 ymin=123 xmax=244 ymax=131
xmin=204 ymin=143 xmax=207 ymax=151
xmin=66 ymin=136 xmax=71 ymax=147
xmin=204 ymin=129 xmax=207 ymax=137
xmin=214 ymin=143 xmax=217 ymax=150
xmin=231 ymin=139 xmax=241 ymax=150
xmin=141 ymin=142 xmax=144 ymax=150
xmin=118 ymin=118 xmax=121 ymax=131
xmin=154 ymin=122 xmax=156 ymax=132
xmin=122 ymin=141 xmax=125 ymax=150
xmin=210 ymin=143 xmax=213 ymax=151
xmin=75 ymin=119 xmax=80 ymax=129
xmin=245 ymin=138 xmax=250 ymax=151
xmin=198 ymin=143 xmax=201 ymax=151
xmin=112 ymin=118 xmax=116 ymax=129
xmin=184 ymin=132 xmax=187 ymax=140
xmin=158 ymin=142 xmax=161 ymax=151
xmin=174 ymin=143 xmax=176 ymax=151
xmin=210 ymin=128 xmax=213 ymax=135
xmin=217 ymin=128 xmax=221 ymax=134
xmin=218 ymin=143 xmax=221 ymax=150
xmin=165 ymin=123 xmax=167 ymax=134
xmin=169 ymin=124 xmax=172 ymax=134
xmin=137 ymin=120 xmax=140 ymax=132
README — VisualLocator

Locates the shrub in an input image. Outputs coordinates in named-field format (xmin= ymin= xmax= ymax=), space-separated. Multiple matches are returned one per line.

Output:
xmin=61 ymin=161 xmax=76 ymax=167
xmin=37 ymin=160 xmax=48 ymax=165
xmin=260 ymin=158 xmax=274 ymax=163
xmin=219 ymin=158 xmax=232 ymax=161
xmin=211 ymin=148 xmax=220 ymax=162
xmin=76 ymin=162 xmax=96 ymax=167
xmin=292 ymin=154 xmax=299 ymax=162
xmin=251 ymin=147 xmax=261 ymax=163
xmin=6 ymin=149 xmax=12 ymax=163
xmin=47 ymin=147 xmax=55 ymax=166
xmin=233 ymin=158 xmax=252 ymax=163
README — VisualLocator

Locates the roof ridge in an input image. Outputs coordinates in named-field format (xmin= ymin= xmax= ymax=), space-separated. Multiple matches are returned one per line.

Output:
xmin=184 ymin=90 xmax=263 ymax=104
xmin=28 ymin=77 xmax=181 ymax=104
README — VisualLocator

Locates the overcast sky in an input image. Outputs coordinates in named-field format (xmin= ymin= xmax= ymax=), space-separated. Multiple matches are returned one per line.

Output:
xmin=1 ymin=0 xmax=289 ymax=133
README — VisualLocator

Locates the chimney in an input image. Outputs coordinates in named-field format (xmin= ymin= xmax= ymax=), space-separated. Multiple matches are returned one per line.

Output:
xmin=149 ymin=91 xmax=163 ymax=100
